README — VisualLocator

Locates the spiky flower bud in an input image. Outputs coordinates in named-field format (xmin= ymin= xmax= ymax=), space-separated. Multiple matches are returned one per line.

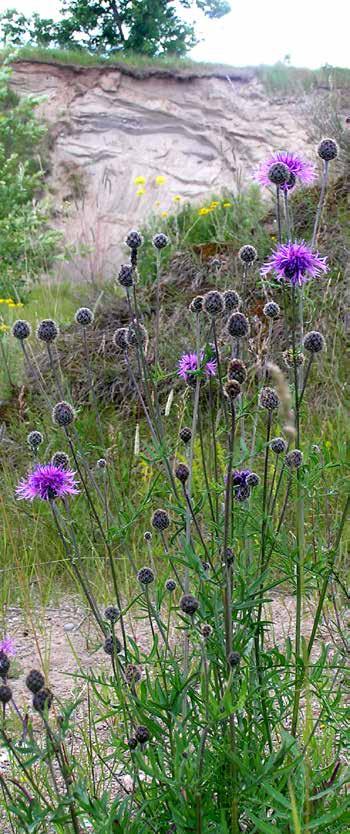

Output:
xmin=228 ymin=651 xmax=241 ymax=668
xmin=227 ymin=312 xmax=249 ymax=338
xmin=203 ymin=291 xmax=225 ymax=318
xmin=125 ymin=230 xmax=143 ymax=249
xmin=259 ymin=387 xmax=280 ymax=411
xmin=12 ymin=319 xmax=31 ymax=340
xmin=26 ymin=669 xmax=45 ymax=693
xmin=27 ymin=430 xmax=43 ymax=450
xmin=270 ymin=437 xmax=287 ymax=455
xmin=118 ymin=264 xmax=134 ymax=288
xmin=75 ymin=307 xmax=94 ymax=326
xmin=180 ymin=594 xmax=199 ymax=616
xmin=238 ymin=244 xmax=257 ymax=264
xmin=127 ymin=322 xmax=148 ymax=349
xmin=0 ymin=685 xmax=12 ymax=704
xmin=96 ymin=458 xmax=107 ymax=469
xmin=283 ymin=349 xmax=305 ymax=368
xmin=52 ymin=401 xmax=76 ymax=427
xmin=268 ymin=162 xmax=290 ymax=186
xmin=135 ymin=725 xmax=150 ymax=744
xmin=152 ymin=232 xmax=169 ymax=250
xmin=246 ymin=472 xmax=260 ymax=487
xmin=175 ymin=463 xmax=189 ymax=484
xmin=236 ymin=484 xmax=250 ymax=502
xmin=285 ymin=449 xmax=303 ymax=469
xmin=179 ymin=426 xmax=192 ymax=444
xmin=127 ymin=736 xmax=138 ymax=750
xmin=104 ymin=636 xmax=122 ymax=655
xmin=189 ymin=296 xmax=203 ymax=314
xmin=201 ymin=624 xmax=212 ymax=638
xmin=224 ymin=380 xmax=241 ymax=401
xmin=152 ymin=509 xmax=170 ymax=531
xmin=144 ymin=531 xmax=152 ymax=542
xmin=51 ymin=451 xmax=69 ymax=470
xmin=36 ymin=319 xmax=59 ymax=343
xmin=303 ymin=331 xmax=325 ymax=353
xmin=104 ymin=606 xmax=120 ymax=623
xmin=263 ymin=301 xmax=280 ymax=319
xmin=223 ymin=290 xmax=241 ymax=311
xmin=33 ymin=688 xmax=53 ymax=713
xmin=0 ymin=653 xmax=10 ymax=679
xmin=165 ymin=578 xmax=177 ymax=592
xmin=113 ymin=327 xmax=129 ymax=351
xmin=228 ymin=358 xmax=247 ymax=384
xmin=125 ymin=664 xmax=142 ymax=685
xmin=137 ymin=567 xmax=155 ymax=586
xmin=317 ymin=138 xmax=338 ymax=161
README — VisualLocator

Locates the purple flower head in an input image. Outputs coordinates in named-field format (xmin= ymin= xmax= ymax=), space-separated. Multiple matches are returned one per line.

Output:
xmin=261 ymin=241 xmax=328 ymax=287
xmin=256 ymin=151 xmax=316 ymax=191
xmin=16 ymin=464 xmax=79 ymax=502
xmin=178 ymin=351 xmax=216 ymax=384
xmin=0 ymin=637 xmax=16 ymax=657
xmin=232 ymin=469 xmax=252 ymax=502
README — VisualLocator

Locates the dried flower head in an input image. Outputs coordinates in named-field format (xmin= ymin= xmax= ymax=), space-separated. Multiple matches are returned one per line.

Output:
xmin=180 ymin=594 xmax=199 ymax=616
xmin=201 ymin=624 xmax=212 ymax=638
xmin=75 ymin=307 xmax=94 ymax=326
xmin=51 ymin=451 xmax=70 ymax=470
xmin=228 ymin=358 xmax=247 ymax=384
xmin=179 ymin=426 xmax=192 ymax=444
xmin=228 ymin=651 xmax=241 ymax=668
xmin=261 ymin=241 xmax=328 ymax=287
xmin=165 ymin=578 xmax=177 ymax=592
xmin=16 ymin=464 xmax=79 ymax=502
xmin=224 ymin=380 xmax=241 ymax=401
xmin=270 ymin=436 xmax=287 ymax=455
xmin=135 ymin=725 xmax=150 ymax=744
xmin=127 ymin=321 xmax=148 ymax=350
xmin=223 ymin=290 xmax=241 ymax=311
xmin=33 ymin=688 xmax=53 ymax=713
xmin=263 ymin=301 xmax=280 ymax=319
xmin=36 ymin=319 xmax=59 ymax=343
xmin=144 ymin=530 xmax=152 ymax=542
xmin=152 ymin=508 xmax=170 ymax=531
xmin=153 ymin=232 xmax=169 ymax=250
xmin=303 ymin=331 xmax=325 ymax=353
xmin=232 ymin=469 xmax=257 ymax=502
xmin=238 ymin=245 xmax=257 ymax=265
xmin=203 ymin=290 xmax=225 ymax=318
xmin=189 ymin=295 xmax=204 ymax=314
xmin=113 ymin=327 xmax=129 ymax=351
xmin=256 ymin=152 xmax=316 ymax=190
xmin=227 ymin=312 xmax=249 ymax=339
xmin=104 ymin=606 xmax=120 ymax=623
xmin=0 ymin=685 xmax=12 ymax=704
xmin=118 ymin=264 xmax=134 ymax=288
xmin=26 ymin=669 xmax=45 ymax=694
xmin=96 ymin=458 xmax=107 ymax=469
xmin=137 ymin=567 xmax=155 ymax=586
xmin=285 ymin=449 xmax=303 ymax=469
xmin=104 ymin=636 xmax=122 ymax=655
xmin=283 ymin=349 xmax=305 ymax=368
xmin=27 ymin=430 xmax=43 ymax=450
xmin=259 ymin=386 xmax=280 ymax=411
xmin=125 ymin=664 xmax=142 ymax=685
xmin=12 ymin=319 xmax=31 ymax=340
xmin=52 ymin=401 xmax=76 ymax=427
xmin=125 ymin=230 xmax=143 ymax=249
xmin=175 ymin=463 xmax=189 ymax=484
xmin=267 ymin=161 xmax=290 ymax=186
xmin=178 ymin=351 xmax=216 ymax=385
xmin=317 ymin=138 xmax=338 ymax=161
xmin=127 ymin=736 xmax=138 ymax=750
xmin=246 ymin=472 xmax=260 ymax=487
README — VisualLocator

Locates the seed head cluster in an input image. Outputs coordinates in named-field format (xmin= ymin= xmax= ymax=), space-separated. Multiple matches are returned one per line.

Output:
xmin=27 ymin=430 xmax=43 ymax=450
xmin=203 ymin=291 xmax=224 ymax=318
xmin=137 ymin=567 xmax=155 ymax=586
xmin=303 ymin=331 xmax=325 ymax=353
xmin=75 ymin=307 xmax=94 ymax=326
xmin=36 ymin=319 xmax=59 ymax=343
xmin=189 ymin=295 xmax=203 ymax=314
xmin=227 ymin=312 xmax=249 ymax=338
xmin=12 ymin=319 xmax=31 ymax=340
xmin=238 ymin=244 xmax=257 ymax=264
xmin=259 ymin=387 xmax=280 ymax=411
xmin=152 ymin=509 xmax=170 ymax=531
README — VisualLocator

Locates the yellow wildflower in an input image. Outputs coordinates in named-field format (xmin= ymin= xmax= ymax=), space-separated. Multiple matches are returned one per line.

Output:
xmin=161 ymin=211 xmax=168 ymax=218
xmin=198 ymin=207 xmax=211 ymax=216
xmin=136 ymin=187 xmax=146 ymax=196
xmin=223 ymin=202 xmax=232 ymax=208
xmin=0 ymin=323 xmax=9 ymax=333
xmin=7 ymin=300 xmax=23 ymax=307
xmin=210 ymin=201 xmax=219 ymax=207
xmin=134 ymin=176 xmax=146 ymax=185
xmin=173 ymin=195 xmax=182 ymax=203
xmin=155 ymin=175 xmax=166 ymax=186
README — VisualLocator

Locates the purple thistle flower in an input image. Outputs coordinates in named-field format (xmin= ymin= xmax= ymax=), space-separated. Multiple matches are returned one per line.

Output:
xmin=232 ymin=469 xmax=252 ymax=502
xmin=0 ymin=637 xmax=16 ymax=657
xmin=261 ymin=241 xmax=328 ymax=287
xmin=16 ymin=464 xmax=79 ymax=502
xmin=255 ymin=151 xmax=316 ymax=191
xmin=178 ymin=352 xmax=217 ymax=383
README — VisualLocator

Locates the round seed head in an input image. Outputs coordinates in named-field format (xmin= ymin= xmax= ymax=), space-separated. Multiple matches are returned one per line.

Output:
xmin=175 ymin=463 xmax=189 ymax=484
xmin=303 ymin=331 xmax=325 ymax=354
xmin=317 ymin=138 xmax=338 ymax=161
xmin=263 ymin=301 xmax=280 ymax=319
xmin=223 ymin=290 xmax=241 ymax=311
xmin=246 ymin=472 xmax=260 ymax=487
xmin=127 ymin=736 xmax=138 ymax=750
xmin=127 ymin=321 xmax=148 ymax=349
xmin=96 ymin=458 xmax=107 ymax=469
xmin=227 ymin=311 xmax=249 ymax=338
xmin=224 ymin=380 xmax=241 ymax=401
xmin=189 ymin=295 xmax=203 ymax=314
xmin=152 ymin=508 xmax=170 ymax=531
xmin=203 ymin=290 xmax=225 ymax=318
xmin=283 ymin=349 xmax=305 ymax=368
xmin=113 ymin=327 xmax=129 ymax=351
xmin=26 ymin=669 xmax=45 ymax=694
xmin=118 ymin=264 xmax=134 ymax=288
xmin=144 ymin=530 xmax=152 ymax=542
xmin=125 ymin=230 xmax=143 ymax=249
xmin=285 ymin=449 xmax=303 ymax=469
xmin=135 ymin=725 xmax=150 ymax=744
xmin=268 ymin=161 xmax=290 ymax=186
xmin=0 ymin=653 xmax=10 ymax=679
xmin=180 ymin=594 xmax=199 ymax=616
xmin=51 ymin=451 xmax=70 ymax=470
xmin=259 ymin=386 xmax=280 ymax=411
xmin=236 ymin=484 xmax=250 ymax=502
xmin=36 ymin=319 xmax=59 ymax=343
xmin=33 ymin=688 xmax=53 ymax=713
xmin=152 ymin=232 xmax=169 ymax=250
xmin=125 ymin=664 xmax=142 ymax=685
xmin=52 ymin=401 xmax=76 ymax=427
xmin=165 ymin=578 xmax=177 ymax=592
xmin=27 ymin=430 xmax=43 ymax=450
xmin=104 ymin=636 xmax=122 ymax=656
xmin=270 ymin=436 xmax=287 ymax=455
xmin=201 ymin=624 xmax=212 ymax=638
xmin=137 ymin=567 xmax=155 ymax=586
xmin=238 ymin=244 xmax=257 ymax=264
xmin=12 ymin=319 xmax=31 ymax=340
xmin=228 ymin=651 xmax=241 ymax=668
xmin=228 ymin=358 xmax=247 ymax=384
xmin=0 ymin=685 xmax=12 ymax=704
xmin=104 ymin=606 xmax=120 ymax=624
xmin=75 ymin=307 xmax=94 ymax=326
xmin=179 ymin=426 xmax=192 ymax=444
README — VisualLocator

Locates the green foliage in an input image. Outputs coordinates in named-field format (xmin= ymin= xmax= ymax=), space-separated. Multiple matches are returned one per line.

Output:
xmin=0 ymin=0 xmax=231 ymax=57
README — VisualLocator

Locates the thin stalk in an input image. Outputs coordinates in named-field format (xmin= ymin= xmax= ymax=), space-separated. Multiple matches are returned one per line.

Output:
xmin=82 ymin=327 xmax=104 ymax=446
xmin=154 ymin=249 xmax=161 ymax=369
xmin=284 ymin=189 xmax=291 ymax=240
xmin=197 ymin=408 xmax=215 ymax=524
xmin=291 ymin=287 xmax=305 ymax=738
xmin=0 ymin=338 xmax=13 ymax=387
xmin=211 ymin=318 xmax=228 ymax=428
xmin=47 ymin=343 xmax=65 ymax=399
xmin=312 ymin=159 xmax=329 ymax=249
xmin=208 ymin=377 xmax=219 ymax=523
xmin=276 ymin=185 xmax=282 ymax=243
xmin=298 ymin=355 xmax=314 ymax=407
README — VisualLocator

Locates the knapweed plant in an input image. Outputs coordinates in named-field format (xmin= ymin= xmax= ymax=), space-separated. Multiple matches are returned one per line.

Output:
xmin=0 ymin=138 xmax=349 ymax=834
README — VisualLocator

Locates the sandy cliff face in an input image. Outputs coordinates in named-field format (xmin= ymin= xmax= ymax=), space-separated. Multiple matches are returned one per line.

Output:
xmin=11 ymin=61 xmax=313 ymax=277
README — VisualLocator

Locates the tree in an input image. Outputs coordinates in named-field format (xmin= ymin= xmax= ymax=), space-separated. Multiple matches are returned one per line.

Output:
xmin=0 ymin=0 xmax=231 ymax=57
